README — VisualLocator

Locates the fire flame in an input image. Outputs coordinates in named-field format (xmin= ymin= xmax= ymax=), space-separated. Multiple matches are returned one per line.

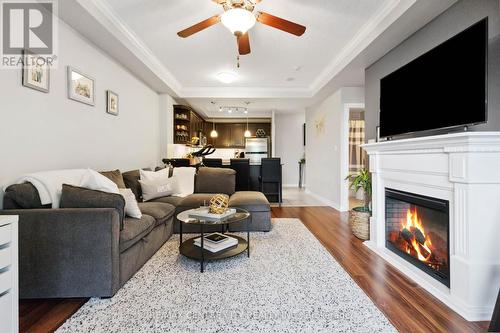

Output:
xmin=401 ymin=208 xmax=433 ymax=262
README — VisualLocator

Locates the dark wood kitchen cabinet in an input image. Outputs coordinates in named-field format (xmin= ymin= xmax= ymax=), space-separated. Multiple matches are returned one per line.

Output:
xmin=216 ymin=123 xmax=232 ymax=148
xmin=202 ymin=122 xmax=272 ymax=148
xmin=173 ymin=105 xmax=206 ymax=144
xmin=231 ymin=123 xmax=246 ymax=148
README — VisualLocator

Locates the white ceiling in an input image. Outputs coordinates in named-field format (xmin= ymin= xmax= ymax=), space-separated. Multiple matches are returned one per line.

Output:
xmin=104 ymin=0 xmax=388 ymax=91
xmin=59 ymin=0 xmax=457 ymax=118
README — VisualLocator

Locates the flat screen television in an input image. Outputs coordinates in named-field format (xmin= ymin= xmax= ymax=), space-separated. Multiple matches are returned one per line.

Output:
xmin=379 ymin=18 xmax=488 ymax=138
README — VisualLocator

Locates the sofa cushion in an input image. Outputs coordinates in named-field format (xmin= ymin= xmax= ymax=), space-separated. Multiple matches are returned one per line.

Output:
xmin=177 ymin=193 xmax=216 ymax=209
xmin=195 ymin=167 xmax=236 ymax=195
xmin=120 ymin=215 xmax=155 ymax=253
xmin=137 ymin=202 xmax=175 ymax=226
xmin=99 ymin=169 xmax=126 ymax=188
xmin=59 ymin=184 xmax=126 ymax=230
xmin=151 ymin=196 xmax=184 ymax=207
xmin=3 ymin=183 xmax=50 ymax=209
xmin=229 ymin=191 xmax=270 ymax=212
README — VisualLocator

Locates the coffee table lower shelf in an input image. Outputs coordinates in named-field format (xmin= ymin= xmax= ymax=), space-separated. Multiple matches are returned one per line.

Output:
xmin=179 ymin=235 xmax=249 ymax=272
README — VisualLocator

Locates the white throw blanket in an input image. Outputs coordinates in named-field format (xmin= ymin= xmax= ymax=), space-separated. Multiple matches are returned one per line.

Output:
xmin=8 ymin=169 xmax=119 ymax=208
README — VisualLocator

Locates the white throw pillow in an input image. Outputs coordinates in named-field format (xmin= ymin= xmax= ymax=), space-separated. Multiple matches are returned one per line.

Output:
xmin=139 ymin=177 xmax=177 ymax=201
xmin=140 ymin=168 xmax=169 ymax=181
xmin=119 ymin=188 xmax=142 ymax=219
xmin=172 ymin=167 xmax=196 ymax=197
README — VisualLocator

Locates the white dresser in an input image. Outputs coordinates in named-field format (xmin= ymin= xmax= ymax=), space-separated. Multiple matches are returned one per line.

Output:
xmin=0 ymin=216 xmax=18 ymax=333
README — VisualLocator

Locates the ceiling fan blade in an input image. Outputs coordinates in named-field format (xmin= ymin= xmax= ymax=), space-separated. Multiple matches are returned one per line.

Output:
xmin=238 ymin=32 xmax=251 ymax=55
xmin=256 ymin=11 xmax=306 ymax=36
xmin=177 ymin=15 xmax=221 ymax=38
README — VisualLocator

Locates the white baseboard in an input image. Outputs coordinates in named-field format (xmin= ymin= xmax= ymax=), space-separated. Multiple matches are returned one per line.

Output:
xmin=304 ymin=189 xmax=347 ymax=211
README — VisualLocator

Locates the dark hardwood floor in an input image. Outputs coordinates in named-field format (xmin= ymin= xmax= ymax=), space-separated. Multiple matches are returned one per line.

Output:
xmin=272 ymin=206 xmax=490 ymax=333
xmin=20 ymin=206 xmax=490 ymax=332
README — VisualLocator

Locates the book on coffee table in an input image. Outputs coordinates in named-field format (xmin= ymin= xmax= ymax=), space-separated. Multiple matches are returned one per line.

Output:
xmin=204 ymin=232 xmax=230 ymax=244
xmin=188 ymin=207 xmax=236 ymax=222
xmin=193 ymin=233 xmax=238 ymax=253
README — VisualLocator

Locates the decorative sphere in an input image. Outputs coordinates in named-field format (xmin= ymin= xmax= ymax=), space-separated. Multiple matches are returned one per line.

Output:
xmin=209 ymin=194 xmax=229 ymax=214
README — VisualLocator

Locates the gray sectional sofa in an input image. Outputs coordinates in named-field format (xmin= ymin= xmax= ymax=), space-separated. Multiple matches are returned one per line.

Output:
xmin=1 ymin=167 xmax=271 ymax=299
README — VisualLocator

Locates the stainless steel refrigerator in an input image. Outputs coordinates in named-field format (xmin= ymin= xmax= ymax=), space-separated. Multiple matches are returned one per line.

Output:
xmin=245 ymin=138 xmax=270 ymax=164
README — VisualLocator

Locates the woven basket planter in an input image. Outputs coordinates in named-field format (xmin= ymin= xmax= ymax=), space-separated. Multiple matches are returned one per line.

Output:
xmin=349 ymin=207 xmax=371 ymax=241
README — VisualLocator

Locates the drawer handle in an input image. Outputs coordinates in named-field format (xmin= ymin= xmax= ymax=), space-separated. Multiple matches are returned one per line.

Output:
xmin=0 ymin=289 xmax=9 ymax=298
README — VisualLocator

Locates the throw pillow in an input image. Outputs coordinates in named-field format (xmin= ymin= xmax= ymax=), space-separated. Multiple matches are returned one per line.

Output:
xmin=119 ymin=188 xmax=142 ymax=219
xmin=140 ymin=168 xmax=170 ymax=182
xmin=81 ymin=169 xmax=120 ymax=194
xmin=3 ymin=183 xmax=51 ymax=209
xmin=139 ymin=177 xmax=177 ymax=201
xmin=99 ymin=169 xmax=126 ymax=188
xmin=60 ymin=184 xmax=125 ymax=230
xmin=172 ymin=167 xmax=196 ymax=197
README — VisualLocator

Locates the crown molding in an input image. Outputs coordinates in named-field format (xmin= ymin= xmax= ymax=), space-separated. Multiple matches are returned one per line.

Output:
xmin=178 ymin=86 xmax=313 ymax=99
xmin=75 ymin=0 xmax=183 ymax=95
xmin=309 ymin=0 xmax=415 ymax=95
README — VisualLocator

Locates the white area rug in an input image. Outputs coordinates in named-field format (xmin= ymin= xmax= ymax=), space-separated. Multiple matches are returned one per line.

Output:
xmin=58 ymin=219 xmax=396 ymax=333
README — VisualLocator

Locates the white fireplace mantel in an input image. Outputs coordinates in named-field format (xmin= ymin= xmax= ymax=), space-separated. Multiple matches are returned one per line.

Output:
xmin=362 ymin=132 xmax=500 ymax=321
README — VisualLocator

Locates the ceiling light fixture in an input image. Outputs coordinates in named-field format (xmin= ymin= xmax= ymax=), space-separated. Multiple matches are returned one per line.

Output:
xmin=244 ymin=116 xmax=251 ymax=138
xmin=210 ymin=121 xmax=218 ymax=138
xmin=221 ymin=8 xmax=256 ymax=35
xmin=216 ymin=72 xmax=237 ymax=84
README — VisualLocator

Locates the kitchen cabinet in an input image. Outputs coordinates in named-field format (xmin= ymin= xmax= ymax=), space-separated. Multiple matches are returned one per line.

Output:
xmin=231 ymin=123 xmax=246 ymax=148
xmin=216 ymin=123 xmax=232 ymax=148
xmin=208 ymin=123 xmax=271 ymax=148
xmin=173 ymin=105 xmax=206 ymax=145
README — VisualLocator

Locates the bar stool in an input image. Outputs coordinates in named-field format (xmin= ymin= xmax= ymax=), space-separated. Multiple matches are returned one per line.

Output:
xmin=230 ymin=159 xmax=250 ymax=191
xmin=259 ymin=158 xmax=282 ymax=204
xmin=203 ymin=158 xmax=223 ymax=168
xmin=171 ymin=159 xmax=190 ymax=167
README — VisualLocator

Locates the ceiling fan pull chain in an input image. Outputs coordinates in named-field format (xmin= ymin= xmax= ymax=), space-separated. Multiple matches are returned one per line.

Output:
xmin=237 ymin=55 xmax=240 ymax=68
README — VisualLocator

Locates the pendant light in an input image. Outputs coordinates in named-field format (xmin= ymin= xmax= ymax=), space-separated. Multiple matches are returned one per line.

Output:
xmin=244 ymin=116 xmax=251 ymax=138
xmin=210 ymin=121 xmax=218 ymax=138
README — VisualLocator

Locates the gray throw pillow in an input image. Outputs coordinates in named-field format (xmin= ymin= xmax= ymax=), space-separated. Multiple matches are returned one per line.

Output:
xmin=99 ymin=169 xmax=126 ymax=188
xmin=60 ymin=184 xmax=125 ymax=230
xmin=3 ymin=183 xmax=51 ymax=209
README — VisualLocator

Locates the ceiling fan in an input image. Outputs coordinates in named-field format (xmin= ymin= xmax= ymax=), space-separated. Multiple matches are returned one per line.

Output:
xmin=177 ymin=0 xmax=306 ymax=55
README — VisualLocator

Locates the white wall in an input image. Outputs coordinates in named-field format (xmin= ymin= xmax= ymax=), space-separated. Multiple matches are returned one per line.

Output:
xmin=0 ymin=19 xmax=163 ymax=208
xmin=274 ymin=112 xmax=305 ymax=187
xmin=305 ymin=87 xmax=364 ymax=210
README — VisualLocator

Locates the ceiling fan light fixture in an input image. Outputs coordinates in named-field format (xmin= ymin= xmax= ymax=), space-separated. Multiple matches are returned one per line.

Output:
xmin=221 ymin=8 xmax=256 ymax=35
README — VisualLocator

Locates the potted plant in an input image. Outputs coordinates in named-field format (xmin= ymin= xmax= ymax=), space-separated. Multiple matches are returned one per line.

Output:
xmin=345 ymin=169 xmax=372 ymax=240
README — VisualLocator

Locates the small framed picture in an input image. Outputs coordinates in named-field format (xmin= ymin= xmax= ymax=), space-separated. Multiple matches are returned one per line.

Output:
xmin=22 ymin=50 xmax=50 ymax=93
xmin=106 ymin=90 xmax=119 ymax=116
xmin=67 ymin=67 xmax=95 ymax=106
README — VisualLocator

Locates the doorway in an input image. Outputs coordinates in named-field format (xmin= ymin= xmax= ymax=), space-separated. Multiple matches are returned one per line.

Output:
xmin=340 ymin=103 xmax=366 ymax=212
xmin=348 ymin=108 xmax=367 ymax=209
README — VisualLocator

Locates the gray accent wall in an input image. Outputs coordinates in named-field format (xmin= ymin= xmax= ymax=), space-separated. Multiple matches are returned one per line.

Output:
xmin=365 ymin=0 xmax=500 ymax=140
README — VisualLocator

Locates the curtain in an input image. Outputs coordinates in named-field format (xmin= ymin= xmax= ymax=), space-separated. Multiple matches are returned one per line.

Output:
xmin=349 ymin=120 xmax=366 ymax=173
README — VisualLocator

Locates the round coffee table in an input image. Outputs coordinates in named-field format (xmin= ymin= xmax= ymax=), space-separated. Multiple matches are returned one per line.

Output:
xmin=177 ymin=208 xmax=251 ymax=272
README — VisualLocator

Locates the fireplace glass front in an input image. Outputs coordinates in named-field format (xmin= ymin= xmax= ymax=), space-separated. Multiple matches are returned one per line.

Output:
xmin=385 ymin=188 xmax=450 ymax=287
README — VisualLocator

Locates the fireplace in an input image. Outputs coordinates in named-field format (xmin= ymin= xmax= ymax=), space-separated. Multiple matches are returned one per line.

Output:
xmin=385 ymin=188 xmax=450 ymax=287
